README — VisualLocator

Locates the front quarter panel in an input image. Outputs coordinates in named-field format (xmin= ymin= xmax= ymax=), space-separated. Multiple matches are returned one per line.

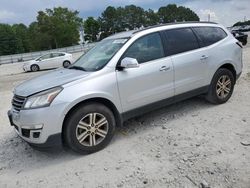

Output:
xmin=53 ymin=68 xmax=122 ymax=121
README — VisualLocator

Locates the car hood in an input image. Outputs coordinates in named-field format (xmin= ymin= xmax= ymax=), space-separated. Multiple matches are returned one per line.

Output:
xmin=14 ymin=68 xmax=90 ymax=96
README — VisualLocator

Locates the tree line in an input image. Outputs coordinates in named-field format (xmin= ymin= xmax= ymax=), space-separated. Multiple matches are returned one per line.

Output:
xmin=233 ymin=20 xmax=250 ymax=27
xmin=0 ymin=7 xmax=82 ymax=56
xmin=0 ymin=4 xmax=199 ymax=56
xmin=84 ymin=4 xmax=199 ymax=41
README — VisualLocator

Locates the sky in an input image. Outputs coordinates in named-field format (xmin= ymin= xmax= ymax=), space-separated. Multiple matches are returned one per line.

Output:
xmin=0 ymin=0 xmax=249 ymax=27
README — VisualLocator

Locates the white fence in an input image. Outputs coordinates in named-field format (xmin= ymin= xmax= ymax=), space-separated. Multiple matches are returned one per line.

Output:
xmin=0 ymin=43 xmax=96 ymax=65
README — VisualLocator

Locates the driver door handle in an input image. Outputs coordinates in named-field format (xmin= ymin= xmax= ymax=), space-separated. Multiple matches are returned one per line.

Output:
xmin=159 ymin=66 xmax=170 ymax=71
xmin=200 ymin=55 xmax=209 ymax=60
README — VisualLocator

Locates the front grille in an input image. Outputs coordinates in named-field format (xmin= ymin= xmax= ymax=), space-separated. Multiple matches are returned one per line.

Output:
xmin=12 ymin=95 xmax=26 ymax=112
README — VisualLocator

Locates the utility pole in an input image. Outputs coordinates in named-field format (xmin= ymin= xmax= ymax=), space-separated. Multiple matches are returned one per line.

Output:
xmin=208 ymin=14 xmax=210 ymax=22
xmin=80 ymin=24 xmax=85 ymax=44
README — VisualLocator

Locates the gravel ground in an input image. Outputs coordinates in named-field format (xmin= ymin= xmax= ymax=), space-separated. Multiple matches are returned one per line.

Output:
xmin=0 ymin=43 xmax=249 ymax=188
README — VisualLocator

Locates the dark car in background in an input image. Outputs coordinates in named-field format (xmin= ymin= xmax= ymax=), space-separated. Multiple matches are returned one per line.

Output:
xmin=231 ymin=30 xmax=248 ymax=46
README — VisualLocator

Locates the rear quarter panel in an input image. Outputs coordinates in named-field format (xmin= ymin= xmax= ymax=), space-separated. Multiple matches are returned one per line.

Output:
xmin=206 ymin=35 xmax=242 ymax=85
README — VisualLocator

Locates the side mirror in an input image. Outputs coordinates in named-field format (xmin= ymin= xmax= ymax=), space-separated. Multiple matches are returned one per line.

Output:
xmin=120 ymin=57 xmax=139 ymax=69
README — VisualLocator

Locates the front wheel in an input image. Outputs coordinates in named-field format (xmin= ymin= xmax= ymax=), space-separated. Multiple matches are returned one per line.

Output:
xmin=63 ymin=61 xmax=71 ymax=68
xmin=63 ymin=103 xmax=116 ymax=154
xmin=30 ymin=64 xmax=39 ymax=72
xmin=206 ymin=68 xmax=235 ymax=104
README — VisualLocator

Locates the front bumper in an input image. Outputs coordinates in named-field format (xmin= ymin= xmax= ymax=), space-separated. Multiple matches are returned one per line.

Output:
xmin=23 ymin=65 xmax=30 ymax=72
xmin=7 ymin=102 xmax=67 ymax=147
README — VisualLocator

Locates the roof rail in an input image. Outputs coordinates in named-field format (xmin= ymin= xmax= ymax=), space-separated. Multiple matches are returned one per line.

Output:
xmin=132 ymin=21 xmax=218 ymax=34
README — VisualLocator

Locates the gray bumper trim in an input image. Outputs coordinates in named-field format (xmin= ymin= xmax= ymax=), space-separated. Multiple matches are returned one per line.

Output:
xmin=27 ymin=133 xmax=62 ymax=148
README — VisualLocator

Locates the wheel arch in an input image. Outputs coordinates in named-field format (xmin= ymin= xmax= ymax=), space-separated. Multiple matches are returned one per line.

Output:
xmin=62 ymin=97 xmax=123 ymax=140
xmin=218 ymin=63 xmax=236 ymax=82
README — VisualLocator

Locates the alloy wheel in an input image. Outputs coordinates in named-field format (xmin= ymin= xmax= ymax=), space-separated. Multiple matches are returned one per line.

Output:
xmin=216 ymin=75 xmax=232 ymax=99
xmin=63 ymin=61 xmax=70 ymax=68
xmin=76 ymin=113 xmax=109 ymax=147
xmin=31 ymin=65 xmax=38 ymax=72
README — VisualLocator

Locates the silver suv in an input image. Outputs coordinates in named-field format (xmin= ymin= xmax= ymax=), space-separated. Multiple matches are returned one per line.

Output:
xmin=8 ymin=22 xmax=243 ymax=154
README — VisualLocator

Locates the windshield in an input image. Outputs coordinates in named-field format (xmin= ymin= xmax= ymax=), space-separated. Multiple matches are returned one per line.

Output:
xmin=71 ymin=38 xmax=128 ymax=71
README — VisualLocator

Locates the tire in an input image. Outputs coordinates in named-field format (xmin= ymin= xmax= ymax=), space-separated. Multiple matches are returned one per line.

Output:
xmin=206 ymin=68 xmax=235 ymax=104
xmin=63 ymin=61 xmax=71 ymax=68
xmin=30 ymin=64 xmax=39 ymax=72
xmin=63 ymin=103 xmax=116 ymax=154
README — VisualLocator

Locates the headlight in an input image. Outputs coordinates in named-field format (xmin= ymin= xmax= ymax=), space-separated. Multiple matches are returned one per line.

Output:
xmin=24 ymin=87 xmax=63 ymax=109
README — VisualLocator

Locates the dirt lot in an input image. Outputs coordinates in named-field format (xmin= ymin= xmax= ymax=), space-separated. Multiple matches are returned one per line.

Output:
xmin=0 ymin=44 xmax=249 ymax=188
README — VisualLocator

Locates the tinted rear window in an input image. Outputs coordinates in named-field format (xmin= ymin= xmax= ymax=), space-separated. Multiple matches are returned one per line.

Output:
xmin=164 ymin=28 xmax=199 ymax=56
xmin=193 ymin=27 xmax=227 ymax=47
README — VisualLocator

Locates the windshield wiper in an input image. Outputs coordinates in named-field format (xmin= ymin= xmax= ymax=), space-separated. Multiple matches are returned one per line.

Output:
xmin=68 ymin=65 xmax=86 ymax=71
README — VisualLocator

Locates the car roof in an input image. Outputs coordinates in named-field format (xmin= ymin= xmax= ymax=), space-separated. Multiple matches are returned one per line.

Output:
xmin=104 ymin=21 xmax=219 ymax=40
xmin=52 ymin=52 xmax=66 ymax=54
xmin=104 ymin=30 xmax=136 ymax=40
xmin=39 ymin=52 xmax=66 ymax=57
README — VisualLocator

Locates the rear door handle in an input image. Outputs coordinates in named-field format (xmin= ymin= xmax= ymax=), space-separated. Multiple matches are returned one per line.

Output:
xmin=159 ymin=66 xmax=170 ymax=71
xmin=200 ymin=55 xmax=209 ymax=60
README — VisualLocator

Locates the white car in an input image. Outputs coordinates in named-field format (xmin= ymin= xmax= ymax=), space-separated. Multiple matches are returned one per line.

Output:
xmin=23 ymin=52 xmax=73 ymax=72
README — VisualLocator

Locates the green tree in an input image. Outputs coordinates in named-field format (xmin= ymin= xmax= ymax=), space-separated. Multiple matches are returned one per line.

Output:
xmin=158 ymin=4 xmax=199 ymax=23
xmin=98 ymin=5 xmax=149 ymax=39
xmin=99 ymin=6 xmax=118 ymax=36
xmin=83 ymin=17 xmax=100 ymax=42
xmin=97 ymin=4 xmax=199 ymax=40
xmin=145 ymin=9 xmax=159 ymax=27
xmin=233 ymin=20 xmax=250 ymax=26
xmin=122 ymin=5 xmax=147 ymax=30
xmin=28 ymin=22 xmax=51 ymax=51
xmin=0 ymin=24 xmax=19 ymax=55
xmin=12 ymin=24 xmax=30 ymax=53
xmin=36 ymin=7 xmax=82 ymax=49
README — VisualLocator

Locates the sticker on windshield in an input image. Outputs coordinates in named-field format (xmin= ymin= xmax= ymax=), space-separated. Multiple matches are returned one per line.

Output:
xmin=113 ymin=39 xmax=127 ymax=44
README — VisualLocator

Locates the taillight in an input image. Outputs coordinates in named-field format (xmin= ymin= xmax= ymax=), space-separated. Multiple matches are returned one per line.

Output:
xmin=236 ymin=41 xmax=243 ymax=48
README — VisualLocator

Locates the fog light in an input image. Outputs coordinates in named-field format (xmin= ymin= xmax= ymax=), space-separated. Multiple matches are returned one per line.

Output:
xmin=33 ymin=132 xmax=40 ymax=138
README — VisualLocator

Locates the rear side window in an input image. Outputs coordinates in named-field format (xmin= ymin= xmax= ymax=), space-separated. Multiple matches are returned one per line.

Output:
xmin=58 ymin=53 xmax=65 ymax=56
xmin=164 ymin=28 xmax=199 ymax=56
xmin=52 ymin=53 xmax=65 ymax=57
xmin=39 ymin=54 xmax=51 ymax=60
xmin=123 ymin=32 xmax=165 ymax=64
xmin=193 ymin=27 xmax=227 ymax=47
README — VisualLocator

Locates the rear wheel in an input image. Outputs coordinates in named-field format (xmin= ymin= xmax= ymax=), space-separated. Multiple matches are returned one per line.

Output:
xmin=30 ymin=64 xmax=39 ymax=72
xmin=63 ymin=103 xmax=116 ymax=154
xmin=63 ymin=61 xmax=71 ymax=68
xmin=206 ymin=68 xmax=235 ymax=104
